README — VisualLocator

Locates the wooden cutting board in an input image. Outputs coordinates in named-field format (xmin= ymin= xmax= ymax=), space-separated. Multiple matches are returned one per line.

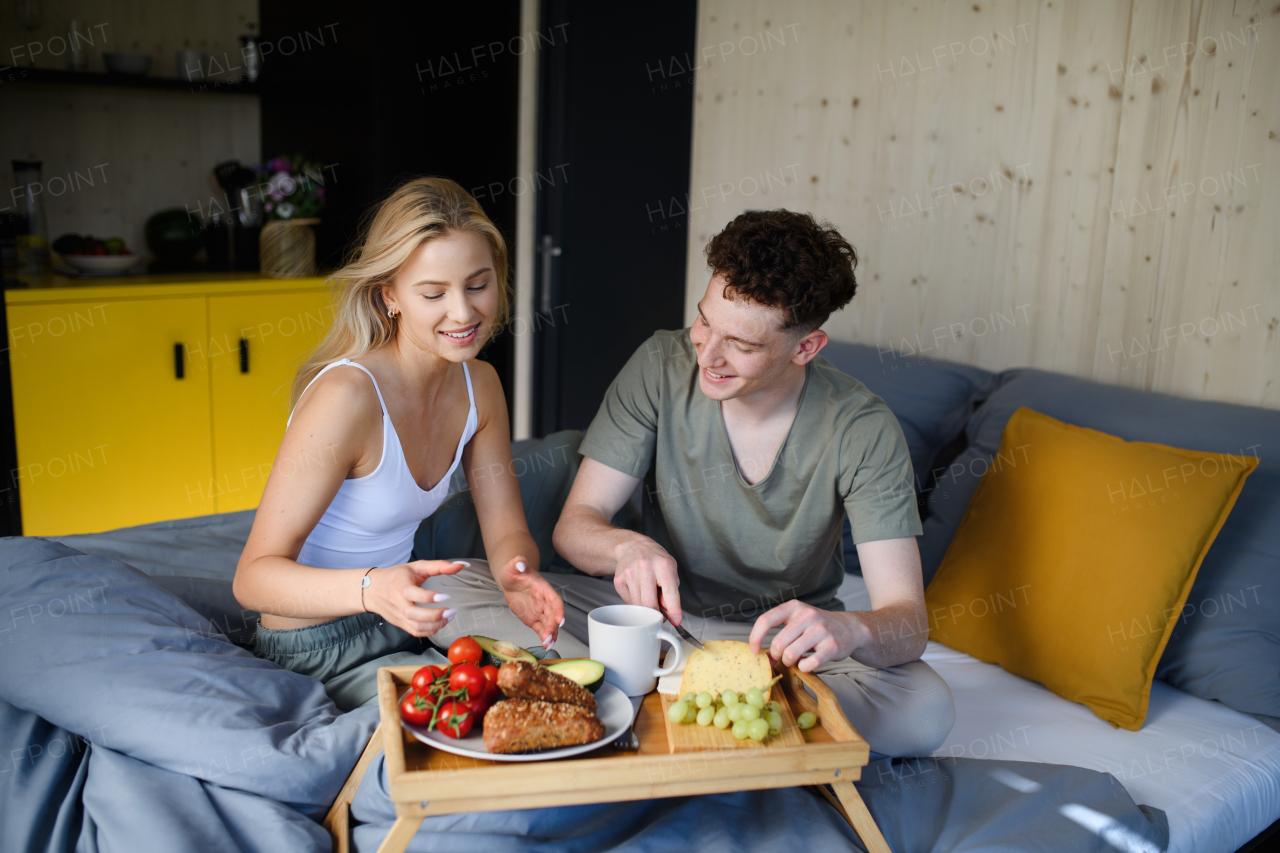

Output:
xmin=659 ymin=685 xmax=805 ymax=752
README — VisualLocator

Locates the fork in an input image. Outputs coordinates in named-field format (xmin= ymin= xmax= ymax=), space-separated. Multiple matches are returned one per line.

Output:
xmin=613 ymin=720 xmax=640 ymax=750
xmin=613 ymin=697 xmax=642 ymax=750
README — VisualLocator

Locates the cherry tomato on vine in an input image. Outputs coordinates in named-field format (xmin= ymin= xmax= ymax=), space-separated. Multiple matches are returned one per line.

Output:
xmin=434 ymin=700 xmax=475 ymax=738
xmin=460 ymin=693 xmax=491 ymax=722
xmin=447 ymin=636 xmax=484 ymax=667
xmin=411 ymin=664 xmax=447 ymax=696
xmin=449 ymin=663 xmax=485 ymax=699
xmin=480 ymin=664 xmax=499 ymax=689
xmin=399 ymin=691 xmax=433 ymax=727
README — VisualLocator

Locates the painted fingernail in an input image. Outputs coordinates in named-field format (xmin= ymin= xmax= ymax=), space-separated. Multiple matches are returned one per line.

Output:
xmin=558 ymin=616 xmax=565 ymax=627
xmin=443 ymin=608 xmax=458 ymax=621
xmin=542 ymin=633 xmax=553 ymax=647
xmin=516 ymin=561 xmax=527 ymax=573
xmin=451 ymin=561 xmax=470 ymax=568
xmin=433 ymin=593 xmax=451 ymax=602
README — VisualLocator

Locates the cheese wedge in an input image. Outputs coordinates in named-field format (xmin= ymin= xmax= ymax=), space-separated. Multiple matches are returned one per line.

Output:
xmin=678 ymin=640 xmax=774 ymax=697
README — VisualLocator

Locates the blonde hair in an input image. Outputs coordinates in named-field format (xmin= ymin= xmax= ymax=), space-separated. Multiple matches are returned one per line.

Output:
xmin=291 ymin=176 xmax=510 ymax=407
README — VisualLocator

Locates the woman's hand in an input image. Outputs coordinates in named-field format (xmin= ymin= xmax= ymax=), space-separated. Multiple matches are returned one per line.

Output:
xmin=363 ymin=560 xmax=467 ymax=637
xmin=495 ymin=555 xmax=566 ymax=650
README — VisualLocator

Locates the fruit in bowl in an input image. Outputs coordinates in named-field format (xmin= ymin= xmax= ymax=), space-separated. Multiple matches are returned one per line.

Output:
xmin=53 ymin=233 xmax=141 ymax=273
xmin=53 ymin=233 xmax=133 ymax=257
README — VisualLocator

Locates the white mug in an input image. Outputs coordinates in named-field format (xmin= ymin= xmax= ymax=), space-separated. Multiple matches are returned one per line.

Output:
xmin=588 ymin=604 xmax=683 ymax=697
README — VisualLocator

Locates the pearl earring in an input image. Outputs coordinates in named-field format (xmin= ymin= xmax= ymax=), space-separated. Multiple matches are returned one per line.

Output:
xmin=387 ymin=306 xmax=397 ymax=319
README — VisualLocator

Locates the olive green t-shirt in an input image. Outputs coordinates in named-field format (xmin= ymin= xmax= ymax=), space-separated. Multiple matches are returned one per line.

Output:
xmin=580 ymin=329 xmax=922 ymax=621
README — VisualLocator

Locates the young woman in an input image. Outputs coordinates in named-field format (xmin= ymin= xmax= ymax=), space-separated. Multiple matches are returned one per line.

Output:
xmin=233 ymin=177 xmax=564 ymax=709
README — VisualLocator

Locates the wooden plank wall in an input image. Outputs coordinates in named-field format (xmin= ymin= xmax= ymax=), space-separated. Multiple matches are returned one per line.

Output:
xmin=0 ymin=1 xmax=261 ymax=257
xmin=683 ymin=0 xmax=1278 ymax=408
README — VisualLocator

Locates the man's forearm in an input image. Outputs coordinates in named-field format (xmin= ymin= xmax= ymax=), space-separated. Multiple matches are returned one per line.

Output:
xmin=843 ymin=602 xmax=929 ymax=669
xmin=552 ymin=505 xmax=647 ymax=577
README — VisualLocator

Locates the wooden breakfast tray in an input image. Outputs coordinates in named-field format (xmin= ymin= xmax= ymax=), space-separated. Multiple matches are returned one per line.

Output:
xmin=324 ymin=664 xmax=892 ymax=853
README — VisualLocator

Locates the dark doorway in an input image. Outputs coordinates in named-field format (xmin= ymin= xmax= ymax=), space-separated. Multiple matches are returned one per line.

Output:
xmin=259 ymin=1 xmax=523 ymax=419
xmin=533 ymin=1 xmax=697 ymax=434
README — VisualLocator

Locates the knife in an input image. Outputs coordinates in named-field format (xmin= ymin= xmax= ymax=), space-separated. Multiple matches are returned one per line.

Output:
xmin=658 ymin=602 xmax=705 ymax=650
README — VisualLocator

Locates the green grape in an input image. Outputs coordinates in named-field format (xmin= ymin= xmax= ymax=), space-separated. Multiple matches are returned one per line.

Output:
xmin=747 ymin=718 xmax=770 ymax=741
xmin=696 ymin=691 xmax=713 ymax=709
xmin=766 ymin=711 xmax=783 ymax=734
xmin=668 ymin=700 xmax=689 ymax=723
xmin=682 ymin=692 xmax=696 ymax=704
xmin=727 ymin=703 xmax=744 ymax=722
xmin=797 ymin=711 xmax=817 ymax=730
xmin=731 ymin=720 xmax=750 ymax=740
xmin=745 ymin=687 xmax=765 ymax=709
xmin=739 ymin=704 xmax=761 ymax=722
xmin=722 ymin=689 xmax=739 ymax=706
xmin=683 ymin=702 xmax=698 ymax=723
xmin=696 ymin=706 xmax=715 ymax=726
xmin=713 ymin=707 xmax=731 ymax=729
xmin=765 ymin=701 xmax=782 ymax=715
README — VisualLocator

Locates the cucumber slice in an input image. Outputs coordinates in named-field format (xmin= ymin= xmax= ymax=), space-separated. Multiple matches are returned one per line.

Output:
xmin=473 ymin=636 xmax=537 ymax=666
xmin=544 ymin=658 xmax=606 ymax=693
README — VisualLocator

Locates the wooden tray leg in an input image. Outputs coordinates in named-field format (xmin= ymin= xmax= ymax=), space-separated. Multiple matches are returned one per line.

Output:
xmin=831 ymin=780 xmax=893 ymax=853
xmin=324 ymin=722 xmax=385 ymax=853
xmin=376 ymin=815 xmax=425 ymax=853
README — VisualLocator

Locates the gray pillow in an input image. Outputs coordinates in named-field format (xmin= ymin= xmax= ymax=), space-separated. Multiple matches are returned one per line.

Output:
xmin=821 ymin=342 xmax=999 ymax=493
xmin=921 ymin=368 xmax=1280 ymax=718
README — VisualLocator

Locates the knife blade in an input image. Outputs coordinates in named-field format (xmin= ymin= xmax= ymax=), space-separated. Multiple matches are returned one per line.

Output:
xmin=658 ymin=603 xmax=705 ymax=650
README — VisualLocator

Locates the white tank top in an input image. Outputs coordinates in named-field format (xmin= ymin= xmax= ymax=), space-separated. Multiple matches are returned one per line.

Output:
xmin=291 ymin=359 xmax=478 ymax=570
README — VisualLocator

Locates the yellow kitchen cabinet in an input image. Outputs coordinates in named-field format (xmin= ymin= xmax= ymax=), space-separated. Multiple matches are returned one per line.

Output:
xmin=6 ymin=274 xmax=331 ymax=535
xmin=207 ymin=290 xmax=333 ymax=512
xmin=8 ymin=296 xmax=215 ymax=535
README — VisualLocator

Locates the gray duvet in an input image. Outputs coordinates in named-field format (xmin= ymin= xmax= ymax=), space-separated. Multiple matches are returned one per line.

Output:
xmin=0 ymin=520 xmax=1170 ymax=852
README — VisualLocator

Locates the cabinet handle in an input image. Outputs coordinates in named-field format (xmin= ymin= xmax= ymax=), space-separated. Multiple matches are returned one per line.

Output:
xmin=174 ymin=343 xmax=184 ymax=379
xmin=239 ymin=338 xmax=249 ymax=373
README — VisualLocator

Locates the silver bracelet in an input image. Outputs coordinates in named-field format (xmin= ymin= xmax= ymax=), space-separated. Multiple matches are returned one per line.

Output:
xmin=360 ymin=567 xmax=376 ymax=612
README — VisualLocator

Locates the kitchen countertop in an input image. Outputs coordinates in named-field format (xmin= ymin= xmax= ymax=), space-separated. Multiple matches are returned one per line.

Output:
xmin=4 ymin=271 xmax=330 ymax=304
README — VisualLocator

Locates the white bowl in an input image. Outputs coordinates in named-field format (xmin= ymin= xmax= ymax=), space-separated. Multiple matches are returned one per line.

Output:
xmin=62 ymin=255 xmax=143 ymax=273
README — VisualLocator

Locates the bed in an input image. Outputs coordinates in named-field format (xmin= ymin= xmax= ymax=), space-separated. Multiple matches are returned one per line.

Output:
xmin=3 ymin=342 xmax=1278 ymax=852
xmin=0 ymin=521 xmax=1171 ymax=853
xmin=840 ymin=575 xmax=1280 ymax=853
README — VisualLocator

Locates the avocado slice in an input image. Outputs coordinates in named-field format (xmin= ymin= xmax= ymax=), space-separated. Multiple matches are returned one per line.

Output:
xmin=544 ymin=658 xmax=606 ymax=693
xmin=473 ymin=635 xmax=537 ymax=666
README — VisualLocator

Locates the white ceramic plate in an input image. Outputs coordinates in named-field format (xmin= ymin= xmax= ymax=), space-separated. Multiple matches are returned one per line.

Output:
xmin=61 ymin=255 xmax=144 ymax=273
xmin=401 ymin=682 xmax=635 ymax=763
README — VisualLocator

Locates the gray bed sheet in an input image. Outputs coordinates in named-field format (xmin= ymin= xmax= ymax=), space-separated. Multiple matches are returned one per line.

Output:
xmin=7 ymin=512 xmax=1171 ymax=852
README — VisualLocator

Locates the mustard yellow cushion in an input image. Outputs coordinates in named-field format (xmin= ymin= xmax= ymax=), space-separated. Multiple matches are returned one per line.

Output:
xmin=925 ymin=407 xmax=1257 ymax=730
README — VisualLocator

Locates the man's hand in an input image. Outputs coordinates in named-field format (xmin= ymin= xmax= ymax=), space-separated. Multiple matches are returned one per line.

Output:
xmin=496 ymin=555 xmax=566 ymax=650
xmin=748 ymin=600 xmax=861 ymax=672
xmin=613 ymin=539 xmax=683 ymax=625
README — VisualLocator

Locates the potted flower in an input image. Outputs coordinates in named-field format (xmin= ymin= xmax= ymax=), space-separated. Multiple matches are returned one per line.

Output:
xmin=257 ymin=155 xmax=327 ymax=278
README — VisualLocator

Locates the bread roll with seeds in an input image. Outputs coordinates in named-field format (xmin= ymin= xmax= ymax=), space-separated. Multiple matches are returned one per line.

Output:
xmin=496 ymin=660 xmax=597 ymax=712
xmin=482 ymin=699 xmax=605 ymax=753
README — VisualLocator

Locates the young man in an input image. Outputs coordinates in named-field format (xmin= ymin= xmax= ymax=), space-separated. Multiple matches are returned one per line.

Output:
xmin=426 ymin=210 xmax=952 ymax=756
xmin=550 ymin=210 xmax=954 ymax=757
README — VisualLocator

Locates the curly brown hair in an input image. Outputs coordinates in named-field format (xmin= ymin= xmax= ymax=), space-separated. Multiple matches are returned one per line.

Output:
xmin=704 ymin=210 xmax=857 ymax=333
